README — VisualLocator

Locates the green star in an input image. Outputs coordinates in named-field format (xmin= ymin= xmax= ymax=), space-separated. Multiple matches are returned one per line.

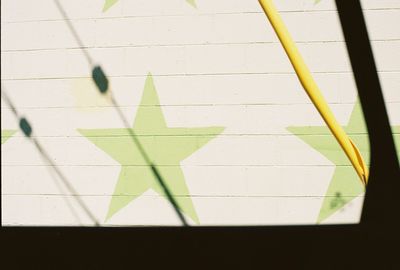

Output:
xmin=79 ymin=74 xmax=224 ymax=223
xmin=186 ymin=0 xmax=197 ymax=8
xmin=288 ymin=101 xmax=400 ymax=223
xmin=103 ymin=0 xmax=119 ymax=12
xmin=1 ymin=130 xmax=17 ymax=144
xmin=103 ymin=0 xmax=197 ymax=12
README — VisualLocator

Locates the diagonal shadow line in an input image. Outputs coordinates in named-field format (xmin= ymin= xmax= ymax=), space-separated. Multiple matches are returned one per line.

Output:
xmin=53 ymin=0 xmax=188 ymax=226
xmin=1 ymin=88 xmax=100 ymax=226
xmin=335 ymin=0 xmax=400 ymax=226
xmin=44 ymin=157 xmax=84 ymax=225
xmin=109 ymin=95 xmax=189 ymax=226
xmin=2 ymin=2 xmax=400 ymax=268
xmin=31 ymin=139 xmax=100 ymax=226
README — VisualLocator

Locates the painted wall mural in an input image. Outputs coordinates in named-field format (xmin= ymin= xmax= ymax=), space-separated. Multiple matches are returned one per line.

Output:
xmin=79 ymin=74 xmax=224 ymax=223
xmin=1 ymin=0 xmax=399 ymax=226
xmin=289 ymin=102 xmax=400 ymax=222
xmin=1 ymin=130 xmax=17 ymax=145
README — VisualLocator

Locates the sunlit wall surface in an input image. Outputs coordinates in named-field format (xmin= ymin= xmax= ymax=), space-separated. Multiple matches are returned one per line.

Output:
xmin=1 ymin=0 xmax=399 ymax=226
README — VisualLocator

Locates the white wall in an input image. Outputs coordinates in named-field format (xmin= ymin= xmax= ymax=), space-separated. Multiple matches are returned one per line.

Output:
xmin=1 ymin=0 xmax=399 ymax=226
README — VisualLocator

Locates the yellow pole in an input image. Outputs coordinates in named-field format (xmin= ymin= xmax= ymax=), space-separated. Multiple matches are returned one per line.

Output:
xmin=258 ymin=0 xmax=369 ymax=185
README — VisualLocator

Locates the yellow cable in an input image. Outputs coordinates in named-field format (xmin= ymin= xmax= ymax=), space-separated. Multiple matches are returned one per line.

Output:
xmin=258 ymin=0 xmax=369 ymax=185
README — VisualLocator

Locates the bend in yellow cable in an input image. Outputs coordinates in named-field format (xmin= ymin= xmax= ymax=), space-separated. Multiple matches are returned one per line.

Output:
xmin=258 ymin=0 xmax=369 ymax=185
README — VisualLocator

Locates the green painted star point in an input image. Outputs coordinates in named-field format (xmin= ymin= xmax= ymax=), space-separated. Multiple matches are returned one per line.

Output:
xmin=79 ymin=74 xmax=224 ymax=223
xmin=1 ymin=130 xmax=17 ymax=144
xmin=102 ymin=0 xmax=197 ymax=12
xmin=103 ymin=0 xmax=119 ymax=12
xmin=186 ymin=0 xmax=197 ymax=8
xmin=288 ymin=101 xmax=400 ymax=223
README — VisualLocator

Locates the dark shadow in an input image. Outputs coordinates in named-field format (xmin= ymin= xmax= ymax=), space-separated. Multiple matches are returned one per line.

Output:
xmin=335 ymin=0 xmax=400 ymax=227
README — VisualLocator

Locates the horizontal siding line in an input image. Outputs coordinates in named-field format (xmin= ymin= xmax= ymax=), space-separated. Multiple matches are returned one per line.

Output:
xmin=3 ymin=71 xmax=400 ymax=81
xmin=1 ymin=194 xmax=363 ymax=198
xmin=0 ymin=104 xmax=363 ymax=109
xmin=3 ymin=39 xmax=400 ymax=53
xmin=0 ymin=134 xmax=376 ymax=139
xmin=2 ymin=71 xmax=399 ymax=82
xmin=0 ymin=131 xmax=380 ymax=136
xmin=2 ymin=102 xmax=400 ymax=109
xmin=0 ymin=165 xmax=364 ymax=168
xmin=2 ymin=7 xmax=399 ymax=23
